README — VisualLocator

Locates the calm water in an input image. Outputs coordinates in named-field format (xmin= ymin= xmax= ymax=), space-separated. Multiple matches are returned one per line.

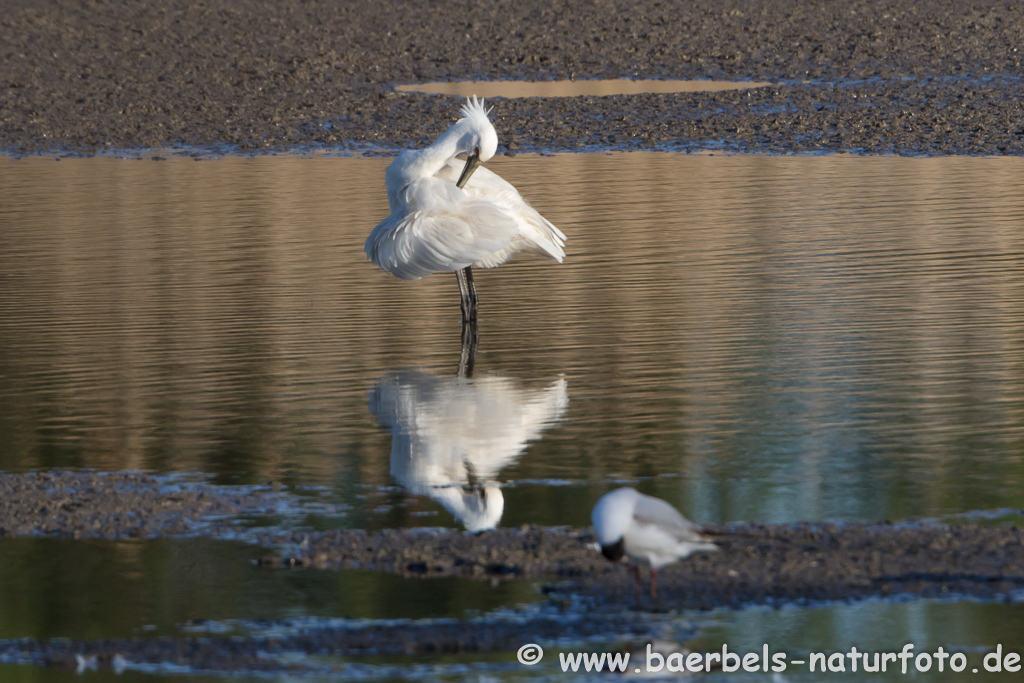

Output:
xmin=2 ymin=153 xmax=1024 ymax=679
xmin=2 ymin=153 xmax=1023 ymax=527
xmin=0 ymin=538 xmax=540 ymax=641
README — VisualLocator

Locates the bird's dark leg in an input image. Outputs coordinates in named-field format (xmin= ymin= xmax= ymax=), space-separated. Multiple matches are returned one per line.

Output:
xmin=455 ymin=151 xmax=482 ymax=324
xmin=632 ymin=564 xmax=643 ymax=600
xmin=650 ymin=567 xmax=659 ymax=599
xmin=458 ymin=321 xmax=479 ymax=379
xmin=456 ymin=266 xmax=478 ymax=323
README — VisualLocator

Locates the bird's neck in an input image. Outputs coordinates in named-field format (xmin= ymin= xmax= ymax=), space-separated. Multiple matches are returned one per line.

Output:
xmin=414 ymin=124 xmax=467 ymax=176
xmin=385 ymin=122 xmax=469 ymax=209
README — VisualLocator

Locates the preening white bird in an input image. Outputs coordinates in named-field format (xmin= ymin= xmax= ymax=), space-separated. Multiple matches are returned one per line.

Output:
xmin=365 ymin=96 xmax=566 ymax=322
xmin=369 ymin=370 xmax=568 ymax=531
xmin=591 ymin=487 xmax=718 ymax=597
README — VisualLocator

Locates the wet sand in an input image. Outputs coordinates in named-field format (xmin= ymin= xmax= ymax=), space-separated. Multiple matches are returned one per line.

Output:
xmin=4 ymin=472 xmax=1024 ymax=612
xmin=3 ymin=471 xmax=1024 ymax=672
xmin=268 ymin=523 xmax=1024 ymax=610
xmin=2 ymin=0 xmax=1023 ymax=155
xmin=0 ymin=471 xmax=286 ymax=538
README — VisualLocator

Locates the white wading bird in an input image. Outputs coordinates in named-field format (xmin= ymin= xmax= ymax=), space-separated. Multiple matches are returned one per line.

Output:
xmin=591 ymin=488 xmax=718 ymax=598
xmin=365 ymin=97 xmax=566 ymax=322
xmin=369 ymin=370 xmax=568 ymax=531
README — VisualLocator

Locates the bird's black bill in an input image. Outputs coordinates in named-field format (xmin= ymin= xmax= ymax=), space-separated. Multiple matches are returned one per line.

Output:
xmin=454 ymin=151 xmax=482 ymax=323
xmin=456 ymin=151 xmax=482 ymax=189
xmin=601 ymin=538 xmax=625 ymax=562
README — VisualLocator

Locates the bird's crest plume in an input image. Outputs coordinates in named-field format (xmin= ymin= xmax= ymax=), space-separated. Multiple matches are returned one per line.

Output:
xmin=460 ymin=95 xmax=493 ymax=122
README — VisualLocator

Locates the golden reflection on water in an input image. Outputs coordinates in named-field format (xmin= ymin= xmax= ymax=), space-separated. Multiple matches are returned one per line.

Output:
xmin=397 ymin=79 xmax=773 ymax=97
xmin=1 ymin=153 xmax=1024 ymax=524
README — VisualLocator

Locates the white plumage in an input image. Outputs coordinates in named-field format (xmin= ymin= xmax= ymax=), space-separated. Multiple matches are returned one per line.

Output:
xmin=365 ymin=97 xmax=565 ymax=283
xmin=591 ymin=488 xmax=718 ymax=596
xmin=369 ymin=370 xmax=568 ymax=531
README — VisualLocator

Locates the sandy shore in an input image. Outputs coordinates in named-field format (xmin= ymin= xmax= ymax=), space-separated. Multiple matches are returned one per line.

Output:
xmin=3 ymin=471 xmax=1024 ymax=673
xmin=2 ymin=0 xmax=1023 ymax=155
xmin=4 ymin=472 xmax=1024 ymax=612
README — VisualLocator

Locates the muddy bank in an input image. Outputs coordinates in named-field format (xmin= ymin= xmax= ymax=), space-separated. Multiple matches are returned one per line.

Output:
xmin=3 ymin=471 xmax=1023 ymax=611
xmin=3 ymin=470 xmax=1024 ymax=674
xmin=266 ymin=522 xmax=1024 ymax=610
xmin=0 ymin=470 xmax=308 ymax=539
xmin=2 ymin=0 xmax=1023 ymax=155
xmin=3 ymin=522 xmax=1024 ymax=677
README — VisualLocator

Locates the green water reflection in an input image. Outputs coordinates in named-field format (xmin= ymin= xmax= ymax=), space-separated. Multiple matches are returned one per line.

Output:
xmin=0 ymin=667 xmax=224 ymax=683
xmin=0 ymin=538 xmax=540 ymax=641
xmin=0 ymin=667 xmax=238 ymax=683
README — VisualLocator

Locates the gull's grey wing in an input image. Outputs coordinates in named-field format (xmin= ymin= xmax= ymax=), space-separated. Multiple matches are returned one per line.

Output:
xmin=632 ymin=493 xmax=711 ymax=543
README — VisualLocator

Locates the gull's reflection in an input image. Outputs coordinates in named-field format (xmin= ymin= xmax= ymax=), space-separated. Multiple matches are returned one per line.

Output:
xmin=369 ymin=370 xmax=568 ymax=531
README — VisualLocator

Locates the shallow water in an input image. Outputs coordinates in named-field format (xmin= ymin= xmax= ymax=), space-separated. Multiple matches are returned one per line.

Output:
xmin=4 ymin=537 xmax=1024 ymax=682
xmin=506 ymin=598 xmax=1024 ymax=682
xmin=2 ymin=153 xmax=1023 ymax=529
xmin=396 ymin=79 xmax=774 ymax=97
xmin=0 ymin=538 xmax=540 ymax=641
xmin=2 ymin=153 xmax=1024 ymax=680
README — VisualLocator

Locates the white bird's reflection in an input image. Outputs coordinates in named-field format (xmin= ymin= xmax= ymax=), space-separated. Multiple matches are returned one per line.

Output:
xmin=369 ymin=370 xmax=568 ymax=531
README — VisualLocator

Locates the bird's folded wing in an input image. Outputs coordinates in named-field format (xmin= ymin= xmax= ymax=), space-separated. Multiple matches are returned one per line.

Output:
xmin=366 ymin=200 xmax=520 ymax=280
xmin=632 ymin=495 xmax=710 ymax=542
xmin=440 ymin=162 xmax=566 ymax=261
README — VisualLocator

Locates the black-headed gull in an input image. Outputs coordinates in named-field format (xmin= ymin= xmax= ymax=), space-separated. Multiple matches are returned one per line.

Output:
xmin=592 ymin=487 xmax=717 ymax=597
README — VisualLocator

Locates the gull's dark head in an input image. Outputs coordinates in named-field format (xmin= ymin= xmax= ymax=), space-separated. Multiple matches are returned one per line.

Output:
xmin=600 ymin=537 xmax=625 ymax=563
